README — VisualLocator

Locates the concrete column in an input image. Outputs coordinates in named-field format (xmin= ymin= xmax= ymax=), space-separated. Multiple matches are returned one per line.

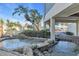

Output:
xmin=44 ymin=22 xmax=46 ymax=30
xmin=50 ymin=18 xmax=55 ymax=40
xmin=76 ymin=21 xmax=79 ymax=36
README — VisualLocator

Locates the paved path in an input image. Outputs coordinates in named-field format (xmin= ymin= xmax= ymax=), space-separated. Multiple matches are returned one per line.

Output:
xmin=0 ymin=50 xmax=17 ymax=56
xmin=0 ymin=48 xmax=24 ymax=56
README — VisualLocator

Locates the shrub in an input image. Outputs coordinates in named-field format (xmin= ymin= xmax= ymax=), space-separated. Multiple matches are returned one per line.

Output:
xmin=20 ymin=30 xmax=50 ymax=38
xmin=40 ymin=30 xmax=50 ymax=38
xmin=65 ymin=32 xmax=74 ymax=35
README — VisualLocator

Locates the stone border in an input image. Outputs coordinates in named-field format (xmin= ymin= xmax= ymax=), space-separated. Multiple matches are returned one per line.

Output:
xmin=0 ymin=48 xmax=24 ymax=56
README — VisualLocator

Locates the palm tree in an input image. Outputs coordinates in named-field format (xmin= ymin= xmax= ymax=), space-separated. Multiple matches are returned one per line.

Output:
xmin=6 ymin=20 xmax=23 ymax=37
xmin=6 ymin=20 xmax=13 ymax=28
xmin=0 ymin=19 xmax=4 ymax=37
xmin=29 ymin=9 xmax=42 ymax=31
xmin=12 ymin=6 xmax=32 ymax=22
xmin=14 ymin=21 xmax=22 ymax=32
xmin=16 ymin=22 xmax=22 ymax=28
xmin=12 ymin=6 xmax=42 ymax=31
xmin=6 ymin=20 xmax=15 ymax=37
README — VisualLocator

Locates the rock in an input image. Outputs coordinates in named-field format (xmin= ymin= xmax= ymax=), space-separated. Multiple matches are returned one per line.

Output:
xmin=33 ymin=49 xmax=44 ymax=56
xmin=77 ymin=54 xmax=79 ymax=56
xmin=48 ymin=48 xmax=53 ymax=53
xmin=46 ymin=39 xmax=54 ymax=44
xmin=43 ymin=51 xmax=51 ymax=56
xmin=31 ymin=44 xmax=38 ymax=49
xmin=37 ymin=42 xmax=49 ymax=48
xmin=13 ymin=48 xmax=23 ymax=54
xmin=23 ymin=46 xmax=33 ymax=56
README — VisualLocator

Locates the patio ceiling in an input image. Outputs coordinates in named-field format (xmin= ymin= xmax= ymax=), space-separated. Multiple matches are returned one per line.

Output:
xmin=70 ymin=13 xmax=79 ymax=17
xmin=45 ymin=16 xmax=79 ymax=24
xmin=55 ymin=16 xmax=79 ymax=23
xmin=44 ymin=3 xmax=72 ymax=22
xmin=45 ymin=3 xmax=79 ymax=23
xmin=54 ymin=3 xmax=79 ymax=23
xmin=55 ymin=4 xmax=79 ymax=17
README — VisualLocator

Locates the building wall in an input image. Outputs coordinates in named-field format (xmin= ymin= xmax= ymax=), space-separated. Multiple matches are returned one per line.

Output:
xmin=44 ymin=3 xmax=55 ymax=16
xmin=55 ymin=23 xmax=68 ymax=32
xmin=67 ymin=23 xmax=76 ymax=36
xmin=55 ymin=23 xmax=77 ymax=35
xmin=44 ymin=3 xmax=72 ymax=22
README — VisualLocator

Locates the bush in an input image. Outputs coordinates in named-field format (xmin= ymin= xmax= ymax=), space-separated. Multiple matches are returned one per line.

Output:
xmin=20 ymin=30 xmax=50 ymax=38
xmin=65 ymin=32 xmax=74 ymax=35
xmin=40 ymin=30 xmax=50 ymax=38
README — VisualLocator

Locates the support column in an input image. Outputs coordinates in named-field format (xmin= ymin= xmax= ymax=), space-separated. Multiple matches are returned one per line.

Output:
xmin=76 ymin=21 xmax=79 ymax=36
xmin=50 ymin=18 xmax=55 ymax=40
xmin=44 ymin=22 xmax=46 ymax=30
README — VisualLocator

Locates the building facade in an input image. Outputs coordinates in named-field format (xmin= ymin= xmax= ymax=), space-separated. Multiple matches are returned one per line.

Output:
xmin=44 ymin=3 xmax=79 ymax=40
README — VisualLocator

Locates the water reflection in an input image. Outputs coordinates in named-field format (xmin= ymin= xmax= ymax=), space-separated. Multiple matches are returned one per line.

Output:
xmin=52 ymin=41 xmax=78 ymax=56
xmin=0 ymin=39 xmax=79 ymax=56
xmin=0 ymin=39 xmax=30 ymax=50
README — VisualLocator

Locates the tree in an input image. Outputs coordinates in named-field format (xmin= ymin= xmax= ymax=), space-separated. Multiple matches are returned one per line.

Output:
xmin=12 ymin=5 xmax=42 ymax=31
xmin=6 ymin=19 xmax=23 ymax=37
xmin=14 ymin=21 xmax=22 ymax=32
xmin=15 ymin=22 xmax=22 ymax=28
xmin=12 ymin=5 xmax=31 ymax=22
xmin=29 ymin=9 xmax=42 ymax=31
xmin=0 ymin=19 xmax=4 ymax=37
xmin=6 ymin=20 xmax=13 ymax=37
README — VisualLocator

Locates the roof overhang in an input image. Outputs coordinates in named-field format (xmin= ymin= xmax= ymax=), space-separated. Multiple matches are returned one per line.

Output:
xmin=55 ymin=17 xmax=79 ymax=23
xmin=55 ymin=3 xmax=79 ymax=17
xmin=44 ymin=3 xmax=73 ymax=22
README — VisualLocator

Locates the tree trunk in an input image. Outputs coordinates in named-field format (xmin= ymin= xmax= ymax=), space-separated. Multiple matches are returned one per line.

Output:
xmin=34 ymin=23 xmax=40 ymax=31
xmin=0 ymin=24 xmax=3 ymax=38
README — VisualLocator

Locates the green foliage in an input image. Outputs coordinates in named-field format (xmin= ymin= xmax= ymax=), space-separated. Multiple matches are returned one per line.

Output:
xmin=0 ymin=19 xmax=4 ymax=24
xmin=20 ymin=30 xmax=50 ymax=38
xmin=12 ymin=6 xmax=42 ymax=31
xmin=65 ymin=32 xmax=74 ymax=35
xmin=6 ymin=20 xmax=22 ymax=28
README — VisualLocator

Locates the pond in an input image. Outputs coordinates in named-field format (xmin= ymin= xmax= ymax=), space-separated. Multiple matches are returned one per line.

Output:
xmin=0 ymin=38 xmax=44 ymax=50
xmin=0 ymin=39 xmax=32 ymax=50
xmin=52 ymin=41 xmax=79 ymax=56
xmin=0 ymin=39 xmax=79 ymax=56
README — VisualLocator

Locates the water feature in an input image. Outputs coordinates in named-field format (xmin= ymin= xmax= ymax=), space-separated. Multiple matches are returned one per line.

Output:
xmin=0 ymin=39 xmax=31 ymax=50
xmin=0 ymin=38 xmax=44 ymax=50
xmin=0 ymin=38 xmax=79 ymax=56
xmin=51 ymin=41 xmax=79 ymax=56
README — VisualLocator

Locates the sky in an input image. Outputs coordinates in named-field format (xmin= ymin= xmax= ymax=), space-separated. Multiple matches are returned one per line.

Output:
xmin=0 ymin=3 xmax=44 ymax=25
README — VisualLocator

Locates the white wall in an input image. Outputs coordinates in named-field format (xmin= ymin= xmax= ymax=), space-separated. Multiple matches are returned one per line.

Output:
xmin=67 ymin=23 xmax=76 ymax=36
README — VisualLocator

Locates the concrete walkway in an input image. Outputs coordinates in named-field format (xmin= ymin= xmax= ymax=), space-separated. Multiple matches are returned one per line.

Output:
xmin=0 ymin=50 xmax=17 ymax=56
xmin=0 ymin=48 xmax=24 ymax=56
